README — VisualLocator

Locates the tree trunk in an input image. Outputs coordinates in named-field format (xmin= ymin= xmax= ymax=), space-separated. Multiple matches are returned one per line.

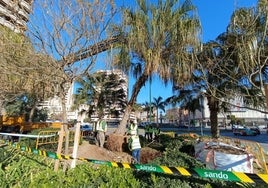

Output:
xmin=207 ymin=96 xmax=220 ymax=138
xmin=116 ymin=73 xmax=148 ymax=134
xmin=156 ymin=108 xmax=159 ymax=127
xmin=28 ymin=99 xmax=37 ymax=123
xmin=55 ymin=83 xmax=70 ymax=171
xmin=264 ymin=84 xmax=268 ymax=115
xmin=210 ymin=108 xmax=219 ymax=138
xmin=114 ymin=105 xmax=131 ymax=134
xmin=107 ymin=74 xmax=148 ymax=152
xmin=54 ymin=124 xmax=64 ymax=171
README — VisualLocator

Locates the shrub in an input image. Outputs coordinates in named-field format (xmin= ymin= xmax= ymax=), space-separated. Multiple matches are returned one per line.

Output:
xmin=0 ymin=135 xmax=261 ymax=188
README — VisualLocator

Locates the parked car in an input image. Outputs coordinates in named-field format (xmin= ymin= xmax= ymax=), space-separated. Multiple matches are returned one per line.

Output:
xmin=232 ymin=124 xmax=245 ymax=129
xmin=80 ymin=124 xmax=93 ymax=132
xmin=138 ymin=122 xmax=150 ymax=128
xmin=233 ymin=126 xmax=258 ymax=136
xmin=70 ymin=124 xmax=93 ymax=136
xmin=249 ymin=126 xmax=260 ymax=135
xmin=178 ymin=123 xmax=188 ymax=129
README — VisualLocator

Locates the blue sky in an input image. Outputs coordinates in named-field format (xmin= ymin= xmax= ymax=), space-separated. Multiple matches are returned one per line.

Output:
xmin=40 ymin=0 xmax=258 ymax=105
xmin=134 ymin=0 xmax=258 ymax=104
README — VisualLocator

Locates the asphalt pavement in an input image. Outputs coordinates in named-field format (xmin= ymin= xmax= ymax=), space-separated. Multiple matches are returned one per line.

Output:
xmin=107 ymin=125 xmax=268 ymax=153
xmin=160 ymin=126 xmax=268 ymax=153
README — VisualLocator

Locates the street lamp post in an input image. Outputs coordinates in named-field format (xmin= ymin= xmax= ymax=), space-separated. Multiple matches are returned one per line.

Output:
xmin=149 ymin=78 xmax=152 ymax=123
xmin=199 ymin=95 xmax=204 ymax=136
xmin=160 ymin=111 xmax=163 ymax=124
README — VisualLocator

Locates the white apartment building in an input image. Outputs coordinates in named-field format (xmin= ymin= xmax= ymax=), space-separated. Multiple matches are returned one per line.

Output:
xmin=76 ymin=69 xmax=128 ymax=124
xmin=38 ymin=82 xmax=76 ymax=121
xmin=41 ymin=69 xmax=128 ymax=124
xmin=199 ymin=97 xmax=267 ymax=125
xmin=168 ymin=97 xmax=267 ymax=126
xmin=0 ymin=0 xmax=33 ymax=33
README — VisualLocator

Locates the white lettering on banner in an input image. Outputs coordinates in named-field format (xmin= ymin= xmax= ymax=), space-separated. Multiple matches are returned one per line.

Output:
xmin=140 ymin=165 xmax=157 ymax=171
xmin=204 ymin=171 xmax=229 ymax=180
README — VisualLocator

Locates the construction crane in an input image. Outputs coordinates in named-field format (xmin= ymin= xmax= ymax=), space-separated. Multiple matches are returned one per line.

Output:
xmin=58 ymin=35 xmax=122 ymax=65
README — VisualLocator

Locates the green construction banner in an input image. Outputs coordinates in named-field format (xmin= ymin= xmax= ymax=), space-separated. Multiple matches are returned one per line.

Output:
xmin=2 ymin=141 xmax=268 ymax=185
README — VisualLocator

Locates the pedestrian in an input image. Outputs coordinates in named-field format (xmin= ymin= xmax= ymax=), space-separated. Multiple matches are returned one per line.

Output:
xmin=128 ymin=119 xmax=138 ymax=136
xmin=144 ymin=123 xmax=149 ymax=141
xmin=95 ymin=116 xmax=107 ymax=148
xmin=128 ymin=134 xmax=141 ymax=164
xmin=148 ymin=124 xmax=153 ymax=141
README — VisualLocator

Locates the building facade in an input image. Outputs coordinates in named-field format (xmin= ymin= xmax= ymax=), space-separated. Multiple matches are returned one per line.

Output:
xmin=0 ymin=0 xmax=33 ymax=33
xmin=40 ymin=69 xmax=128 ymax=125
xmin=76 ymin=69 xmax=128 ymax=124
xmin=166 ymin=96 xmax=267 ymax=127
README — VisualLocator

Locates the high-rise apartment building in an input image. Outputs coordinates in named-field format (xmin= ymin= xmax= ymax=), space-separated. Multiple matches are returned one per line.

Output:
xmin=40 ymin=69 xmax=128 ymax=124
xmin=76 ymin=69 xmax=128 ymax=123
xmin=0 ymin=0 xmax=33 ymax=33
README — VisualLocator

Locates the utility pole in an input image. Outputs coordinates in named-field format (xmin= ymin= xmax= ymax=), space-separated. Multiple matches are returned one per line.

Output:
xmin=199 ymin=95 xmax=204 ymax=136
xmin=149 ymin=78 xmax=152 ymax=123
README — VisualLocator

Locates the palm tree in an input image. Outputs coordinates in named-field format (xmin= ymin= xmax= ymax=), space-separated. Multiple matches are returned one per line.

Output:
xmin=192 ymin=3 xmax=268 ymax=138
xmin=194 ymin=39 xmax=238 ymax=138
xmin=73 ymin=71 xmax=127 ymax=121
xmin=209 ymin=2 xmax=268 ymax=137
xmin=112 ymin=0 xmax=201 ymax=135
xmin=226 ymin=3 xmax=268 ymax=107
xmin=167 ymin=87 xmax=203 ymax=126
xmin=142 ymin=102 xmax=151 ymax=122
xmin=152 ymin=96 xmax=166 ymax=126
xmin=183 ymin=98 xmax=201 ymax=127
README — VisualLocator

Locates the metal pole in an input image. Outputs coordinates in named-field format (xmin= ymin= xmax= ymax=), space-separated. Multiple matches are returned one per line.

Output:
xmin=149 ymin=78 xmax=152 ymax=123
xmin=200 ymin=96 xmax=204 ymax=136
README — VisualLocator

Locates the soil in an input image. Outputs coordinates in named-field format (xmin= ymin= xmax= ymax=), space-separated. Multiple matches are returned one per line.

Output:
xmin=74 ymin=140 xmax=162 ymax=164
xmin=75 ymin=141 xmax=133 ymax=163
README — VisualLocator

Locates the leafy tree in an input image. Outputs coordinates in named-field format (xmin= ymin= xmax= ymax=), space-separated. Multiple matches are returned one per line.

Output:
xmin=226 ymin=1 xmax=268 ymax=107
xmin=3 ymin=93 xmax=50 ymax=122
xmin=142 ymin=101 xmax=152 ymax=122
xmin=73 ymin=71 xmax=127 ymax=120
xmin=112 ymin=0 xmax=201 ymax=135
xmin=0 ymin=26 xmax=58 ymax=121
xmin=26 ymin=0 xmax=117 ymax=169
xmin=165 ymin=87 xmax=203 ymax=126
xmin=27 ymin=0 xmax=117 ymax=123
xmin=191 ymin=0 xmax=268 ymax=138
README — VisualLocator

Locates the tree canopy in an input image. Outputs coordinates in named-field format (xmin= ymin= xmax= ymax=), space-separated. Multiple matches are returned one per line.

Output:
xmin=111 ymin=0 xmax=202 ymax=134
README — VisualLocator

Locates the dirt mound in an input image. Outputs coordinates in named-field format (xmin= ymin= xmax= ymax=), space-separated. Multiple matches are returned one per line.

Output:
xmin=75 ymin=141 xmax=132 ymax=163
xmin=75 ymin=141 xmax=161 ymax=164
xmin=141 ymin=147 xmax=162 ymax=163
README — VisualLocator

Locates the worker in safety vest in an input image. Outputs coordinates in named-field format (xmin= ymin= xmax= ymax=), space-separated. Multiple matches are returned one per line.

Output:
xmin=128 ymin=119 xmax=138 ymax=136
xmin=128 ymin=134 xmax=141 ymax=163
xmin=95 ymin=116 xmax=107 ymax=148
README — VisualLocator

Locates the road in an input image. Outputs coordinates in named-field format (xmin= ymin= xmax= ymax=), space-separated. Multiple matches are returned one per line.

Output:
xmin=108 ymin=125 xmax=268 ymax=153
xmin=220 ymin=129 xmax=268 ymax=153
xmin=159 ymin=126 xmax=268 ymax=153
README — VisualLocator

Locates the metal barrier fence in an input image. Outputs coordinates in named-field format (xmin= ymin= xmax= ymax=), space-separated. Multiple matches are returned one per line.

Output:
xmin=36 ymin=130 xmax=70 ymax=149
xmin=35 ymin=130 xmax=94 ymax=149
